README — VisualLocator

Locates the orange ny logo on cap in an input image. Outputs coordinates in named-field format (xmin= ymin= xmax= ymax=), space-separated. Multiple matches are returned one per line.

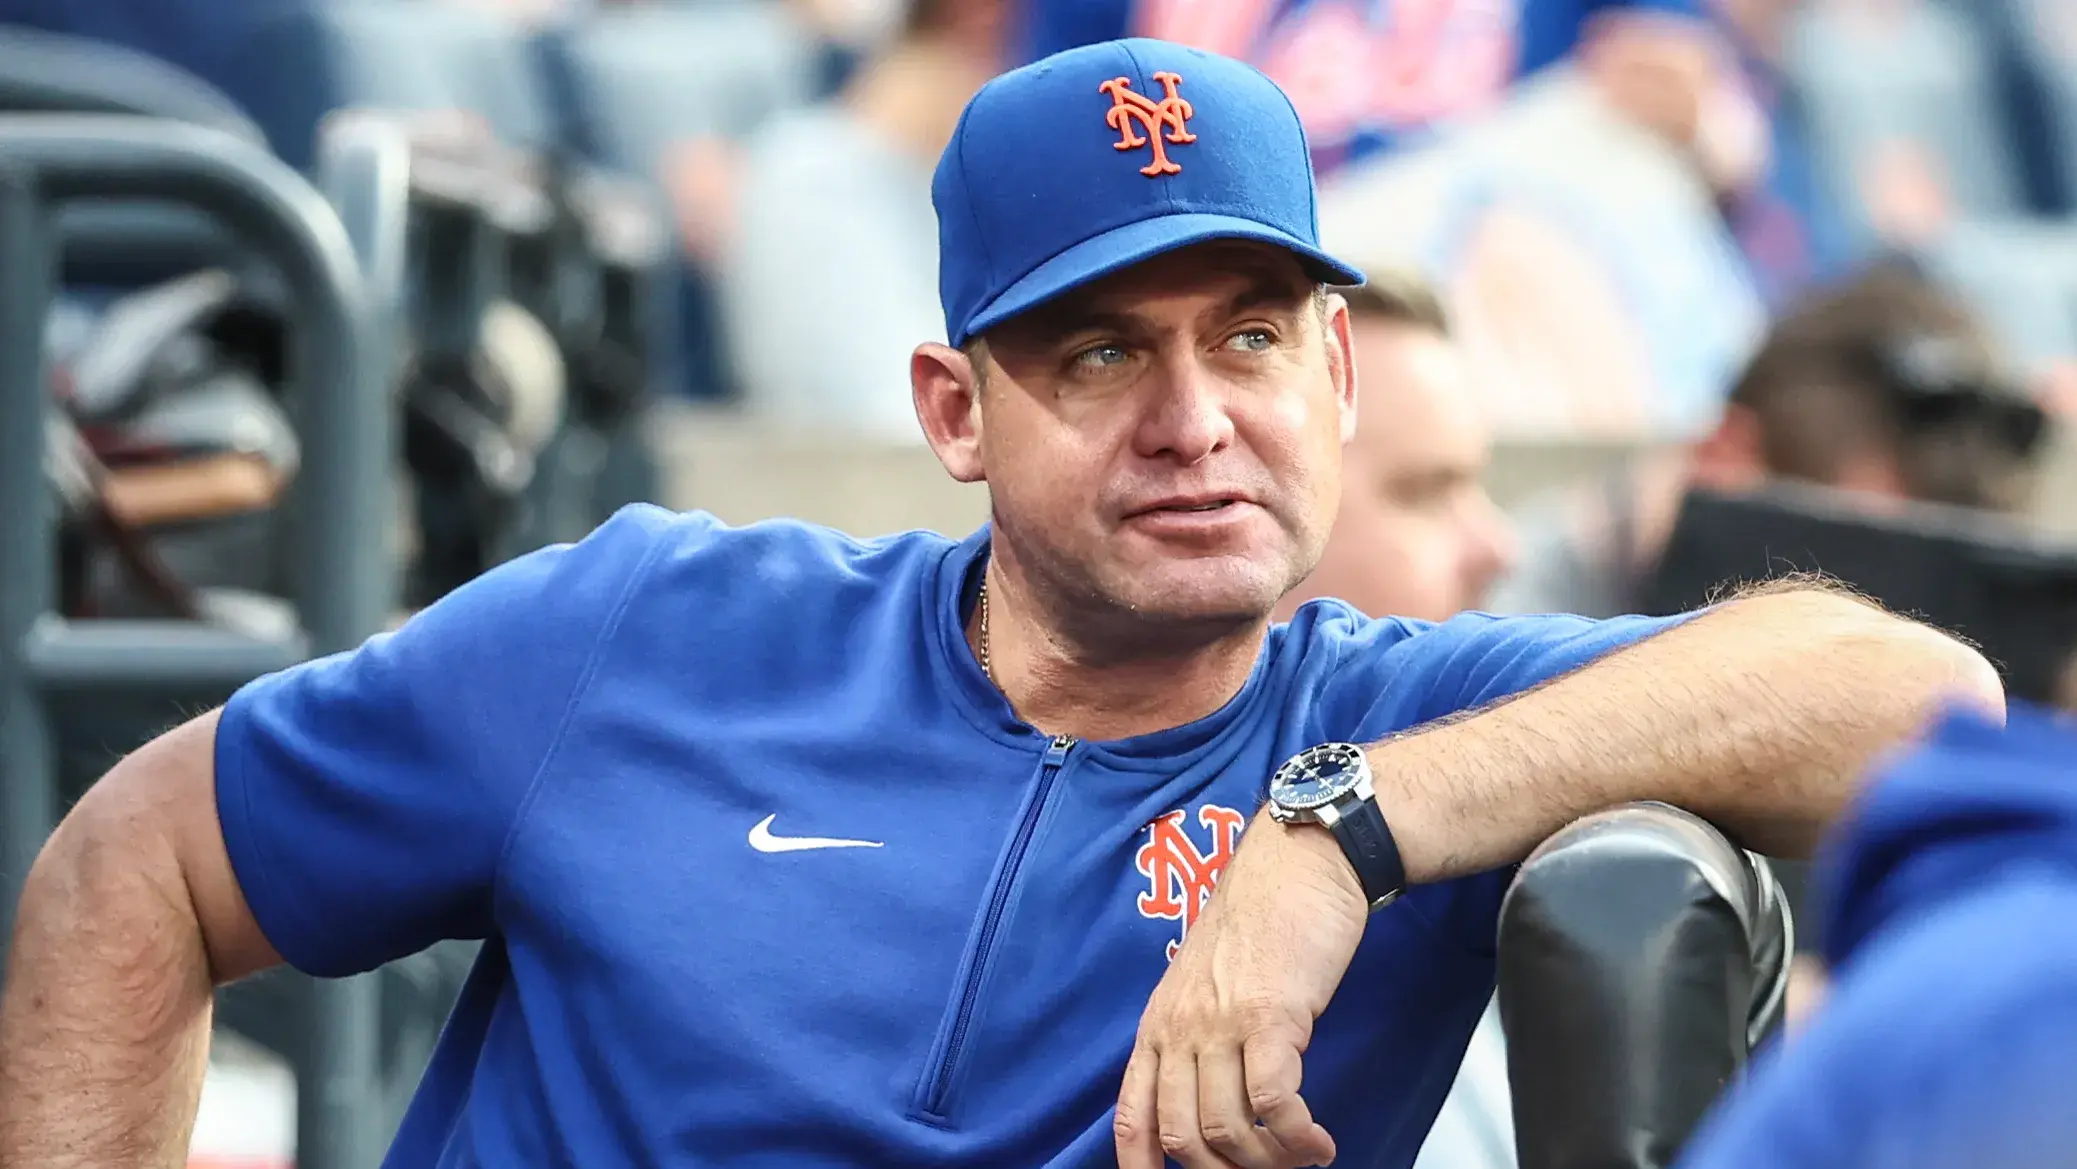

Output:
xmin=1100 ymin=71 xmax=1197 ymax=177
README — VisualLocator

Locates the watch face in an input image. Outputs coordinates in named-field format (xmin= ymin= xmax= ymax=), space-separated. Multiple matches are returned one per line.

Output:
xmin=1271 ymin=743 xmax=1367 ymax=811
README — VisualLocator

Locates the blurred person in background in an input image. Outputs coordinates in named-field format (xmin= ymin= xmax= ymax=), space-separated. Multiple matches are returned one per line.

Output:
xmin=714 ymin=0 xmax=1015 ymax=440
xmin=1021 ymin=0 xmax=1772 ymax=200
xmin=1490 ymin=260 xmax=2055 ymax=619
xmin=1704 ymin=0 xmax=1857 ymax=308
xmin=1275 ymin=272 xmax=1517 ymax=627
xmin=1677 ymin=703 xmax=2077 ymax=1169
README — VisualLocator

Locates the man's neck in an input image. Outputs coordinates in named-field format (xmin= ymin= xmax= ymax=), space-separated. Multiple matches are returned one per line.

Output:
xmin=972 ymin=563 xmax=1268 ymax=742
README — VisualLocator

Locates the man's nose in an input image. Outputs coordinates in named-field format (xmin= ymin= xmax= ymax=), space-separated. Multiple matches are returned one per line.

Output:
xmin=1132 ymin=355 xmax=1235 ymax=464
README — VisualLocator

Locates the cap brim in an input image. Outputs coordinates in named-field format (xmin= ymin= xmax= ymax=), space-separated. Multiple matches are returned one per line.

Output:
xmin=955 ymin=213 xmax=1367 ymax=346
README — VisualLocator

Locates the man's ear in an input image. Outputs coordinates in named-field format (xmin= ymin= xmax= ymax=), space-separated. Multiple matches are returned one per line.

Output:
xmin=914 ymin=342 xmax=986 ymax=484
xmin=1322 ymin=294 xmax=1358 ymax=444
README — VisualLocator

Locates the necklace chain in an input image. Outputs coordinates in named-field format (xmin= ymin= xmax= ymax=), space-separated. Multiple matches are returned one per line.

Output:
xmin=977 ymin=576 xmax=993 ymax=684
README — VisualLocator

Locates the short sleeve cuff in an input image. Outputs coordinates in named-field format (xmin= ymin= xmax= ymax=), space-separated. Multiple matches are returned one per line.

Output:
xmin=214 ymin=677 xmax=347 ymax=977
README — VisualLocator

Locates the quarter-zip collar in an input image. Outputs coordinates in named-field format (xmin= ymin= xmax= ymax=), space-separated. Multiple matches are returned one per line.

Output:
xmin=926 ymin=525 xmax=1276 ymax=772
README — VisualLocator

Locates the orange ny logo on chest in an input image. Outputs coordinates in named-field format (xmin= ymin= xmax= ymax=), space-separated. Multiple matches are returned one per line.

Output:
xmin=1101 ymin=71 xmax=1198 ymax=176
xmin=1135 ymin=804 xmax=1246 ymax=959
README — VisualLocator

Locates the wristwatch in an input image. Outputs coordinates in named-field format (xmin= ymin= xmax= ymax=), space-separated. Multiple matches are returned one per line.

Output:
xmin=1266 ymin=743 xmax=1407 ymax=911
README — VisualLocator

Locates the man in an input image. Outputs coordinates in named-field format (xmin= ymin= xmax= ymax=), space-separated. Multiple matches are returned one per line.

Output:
xmin=1677 ymin=702 xmax=2077 ymax=1169
xmin=1274 ymin=274 xmax=1517 ymax=626
xmin=1491 ymin=260 xmax=2054 ymax=619
xmin=0 ymin=37 xmax=2001 ymax=1169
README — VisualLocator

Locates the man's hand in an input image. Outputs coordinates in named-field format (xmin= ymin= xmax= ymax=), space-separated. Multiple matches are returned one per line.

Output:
xmin=1115 ymin=813 xmax=1368 ymax=1169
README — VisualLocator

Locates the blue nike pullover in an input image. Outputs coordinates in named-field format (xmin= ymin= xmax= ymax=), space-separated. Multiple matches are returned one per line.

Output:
xmin=216 ymin=505 xmax=1681 ymax=1166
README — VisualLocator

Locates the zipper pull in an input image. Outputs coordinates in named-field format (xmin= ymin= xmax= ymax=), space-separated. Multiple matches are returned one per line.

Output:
xmin=1043 ymin=735 xmax=1076 ymax=766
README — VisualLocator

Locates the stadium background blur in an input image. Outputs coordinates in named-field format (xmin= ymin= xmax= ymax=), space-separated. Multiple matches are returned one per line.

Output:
xmin=1 ymin=0 xmax=2075 ymax=1165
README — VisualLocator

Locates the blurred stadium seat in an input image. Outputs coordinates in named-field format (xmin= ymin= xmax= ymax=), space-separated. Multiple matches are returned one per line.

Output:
xmin=0 ymin=24 xmax=265 ymax=285
xmin=221 ymin=1 xmax=555 ymax=169
xmin=534 ymin=1 xmax=816 ymax=178
xmin=0 ymin=23 xmax=260 ymax=140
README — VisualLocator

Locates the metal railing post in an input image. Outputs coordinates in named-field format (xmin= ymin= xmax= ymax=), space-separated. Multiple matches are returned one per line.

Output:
xmin=0 ymin=164 xmax=57 ymax=949
xmin=0 ymin=114 xmax=398 ymax=1169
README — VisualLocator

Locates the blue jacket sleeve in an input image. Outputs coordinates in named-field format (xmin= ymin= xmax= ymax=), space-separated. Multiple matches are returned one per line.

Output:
xmin=213 ymin=504 xmax=679 ymax=978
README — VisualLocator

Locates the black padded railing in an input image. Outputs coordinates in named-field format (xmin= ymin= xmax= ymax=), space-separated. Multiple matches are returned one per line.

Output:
xmin=1499 ymin=802 xmax=1793 ymax=1169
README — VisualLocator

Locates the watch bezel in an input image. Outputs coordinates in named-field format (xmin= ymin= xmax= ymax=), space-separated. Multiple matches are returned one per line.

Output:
xmin=1268 ymin=742 xmax=1370 ymax=813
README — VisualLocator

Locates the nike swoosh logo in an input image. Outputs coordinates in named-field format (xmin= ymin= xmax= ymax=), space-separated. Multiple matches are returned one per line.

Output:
xmin=747 ymin=814 xmax=885 ymax=854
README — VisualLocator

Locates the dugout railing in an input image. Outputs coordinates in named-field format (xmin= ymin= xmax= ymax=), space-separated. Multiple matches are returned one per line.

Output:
xmin=1502 ymin=802 xmax=1795 ymax=1169
xmin=0 ymin=112 xmax=404 ymax=1169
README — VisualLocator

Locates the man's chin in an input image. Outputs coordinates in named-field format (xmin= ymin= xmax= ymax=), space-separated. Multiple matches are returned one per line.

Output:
xmin=1102 ymin=554 xmax=1294 ymax=626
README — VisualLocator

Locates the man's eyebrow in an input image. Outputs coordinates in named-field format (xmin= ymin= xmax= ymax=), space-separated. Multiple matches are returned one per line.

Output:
xmin=1220 ymin=272 xmax=1312 ymax=318
xmin=1009 ymin=268 xmax=1309 ymax=344
xmin=1010 ymin=305 xmax=1146 ymax=346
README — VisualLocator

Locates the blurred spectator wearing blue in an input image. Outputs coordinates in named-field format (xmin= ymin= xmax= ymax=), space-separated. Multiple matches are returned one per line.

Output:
xmin=716 ymin=0 xmax=1015 ymax=439
xmin=1678 ymin=703 xmax=2077 ymax=1169
xmin=1707 ymin=0 xmax=1855 ymax=309
xmin=1022 ymin=0 xmax=1725 ymax=172
xmin=1021 ymin=0 xmax=1863 ymax=319
xmin=1491 ymin=261 xmax=2054 ymax=619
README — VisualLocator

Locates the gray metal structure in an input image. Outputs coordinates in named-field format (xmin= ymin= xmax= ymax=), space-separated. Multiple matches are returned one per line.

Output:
xmin=0 ymin=114 xmax=408 ymax=1169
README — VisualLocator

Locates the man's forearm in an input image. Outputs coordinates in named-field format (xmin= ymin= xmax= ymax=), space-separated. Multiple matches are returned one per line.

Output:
xmin=1370 ymin=587 xmax=2006 ymax=880
xmin=0 ymin=812 xmax=216 ymax=1168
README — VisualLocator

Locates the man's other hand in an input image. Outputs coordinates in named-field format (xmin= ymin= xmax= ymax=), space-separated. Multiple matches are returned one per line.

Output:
xmin=1115 ymin=812 xmax=1368 ymax=1169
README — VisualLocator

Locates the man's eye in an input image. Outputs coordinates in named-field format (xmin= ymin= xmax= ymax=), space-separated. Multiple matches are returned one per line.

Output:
xmin=1073 ymin=343 xmax=1130 ymax=369
xmin=1226 ymin=329 xmax=1275 ymax=352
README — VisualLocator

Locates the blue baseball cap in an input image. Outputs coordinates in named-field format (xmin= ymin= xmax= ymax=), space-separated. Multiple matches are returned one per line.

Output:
xmin=933 ymin=37 xmax=1366 ymax=348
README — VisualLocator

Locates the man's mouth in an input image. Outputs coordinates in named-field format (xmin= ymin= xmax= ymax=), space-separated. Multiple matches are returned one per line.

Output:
xmin=1128 ymin=495 xmax=1252 ymax=519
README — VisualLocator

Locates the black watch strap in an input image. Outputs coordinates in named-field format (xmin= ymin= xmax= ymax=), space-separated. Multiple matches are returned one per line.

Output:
xmin=1327 ymin=797 xmax=1407 ymax=908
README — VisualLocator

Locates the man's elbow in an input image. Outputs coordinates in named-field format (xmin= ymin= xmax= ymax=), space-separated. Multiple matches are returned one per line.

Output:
xmin=1758 ymin=585 xmax=2007 ymax=724
xmin=17 ymin=782 xmax=191 ymax=951
xmin=13 ymin=714 xmax=278 ymax=987
xmin=1919 ymin=627 xmax=2007 ymax=725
